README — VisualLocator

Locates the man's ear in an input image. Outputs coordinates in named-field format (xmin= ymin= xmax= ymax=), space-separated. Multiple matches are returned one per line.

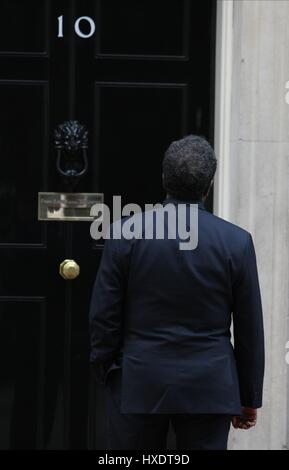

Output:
xmin=204 ymin=179 xmax=214 ymax=199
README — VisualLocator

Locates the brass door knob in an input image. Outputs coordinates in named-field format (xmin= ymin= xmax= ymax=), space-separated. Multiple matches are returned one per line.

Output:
xmin=59 ymin=259 xmax=80 ymax=280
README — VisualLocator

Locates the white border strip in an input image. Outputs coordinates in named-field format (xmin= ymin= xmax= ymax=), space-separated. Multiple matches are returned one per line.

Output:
xmin=213 ymin=0 xmax=234 ymax=219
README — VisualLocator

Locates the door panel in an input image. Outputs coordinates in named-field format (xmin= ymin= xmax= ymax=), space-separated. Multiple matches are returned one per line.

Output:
xmin=95 ymin=0 xmax=189 ymax=58
xmin=0 ymin=0 xmax=216 ymax=449
xmin=94 ymin=82 xmax=188 ymax=205
xmin=0 ymin=299 xmax=46 ymax=449
xmin=0 ymin=0 xmax=49 ymax=55
xmin=0 ymin=81 xmax=48 ymax=244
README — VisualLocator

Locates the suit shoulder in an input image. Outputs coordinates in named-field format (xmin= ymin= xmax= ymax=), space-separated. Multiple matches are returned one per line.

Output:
xmin=203 ymin=211 xmax=251 ymax=241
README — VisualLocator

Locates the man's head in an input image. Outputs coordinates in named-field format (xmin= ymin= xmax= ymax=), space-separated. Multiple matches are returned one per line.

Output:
xmin=162 ymin=135 xmax=217 ymax=201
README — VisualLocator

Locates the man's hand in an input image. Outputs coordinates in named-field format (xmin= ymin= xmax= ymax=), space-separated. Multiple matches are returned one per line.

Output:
xmin=231 ymin=407 xmax=257 ymax=429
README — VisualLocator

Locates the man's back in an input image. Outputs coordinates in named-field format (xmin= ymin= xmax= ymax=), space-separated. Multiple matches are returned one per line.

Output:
xmin=89 ymin=135 xmax=265 ymax=449
xmin=90 ymin=199 xmax=264 ymax=415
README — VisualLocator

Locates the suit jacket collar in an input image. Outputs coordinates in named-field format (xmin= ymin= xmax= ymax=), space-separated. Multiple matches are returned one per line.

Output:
xmin=162 ymin=197 xmax=206 ymax=211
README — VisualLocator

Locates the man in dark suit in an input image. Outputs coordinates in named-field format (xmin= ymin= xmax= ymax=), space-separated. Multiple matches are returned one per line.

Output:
xmin=89 ymin=135 xmax=265 ymax=450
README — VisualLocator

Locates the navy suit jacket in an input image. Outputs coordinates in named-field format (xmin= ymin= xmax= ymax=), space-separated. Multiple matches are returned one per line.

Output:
xmin=89 ymin=198 xmax=265 ymax=414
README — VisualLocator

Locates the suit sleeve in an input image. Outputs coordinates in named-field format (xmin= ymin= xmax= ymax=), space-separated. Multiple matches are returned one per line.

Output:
xmin=89 ymin=233 xmax=126 ymax=381
xmin=232 ymin=233 xmax=265 ymax=408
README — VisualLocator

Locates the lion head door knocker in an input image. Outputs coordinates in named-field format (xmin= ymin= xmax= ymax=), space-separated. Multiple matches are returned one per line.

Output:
xmin=54 ymin=120 xmax=88 ymax=188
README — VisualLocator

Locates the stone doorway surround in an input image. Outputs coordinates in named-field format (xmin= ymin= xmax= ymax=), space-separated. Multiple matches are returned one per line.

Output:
xmin=214 ymin=0 xmax=289 ymax=450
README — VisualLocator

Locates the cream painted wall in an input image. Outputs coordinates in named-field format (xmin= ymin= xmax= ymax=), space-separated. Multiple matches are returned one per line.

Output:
xmin=214 ymin=0 xmax=289 ymax=450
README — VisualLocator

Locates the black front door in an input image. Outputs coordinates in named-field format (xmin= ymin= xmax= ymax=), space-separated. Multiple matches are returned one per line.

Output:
xmin=0 ymin=0 xmax=216 ymax=449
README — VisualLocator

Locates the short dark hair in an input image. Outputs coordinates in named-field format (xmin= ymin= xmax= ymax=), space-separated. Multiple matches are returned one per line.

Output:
xmin=162 ymin=135 xmax=217 ymax=201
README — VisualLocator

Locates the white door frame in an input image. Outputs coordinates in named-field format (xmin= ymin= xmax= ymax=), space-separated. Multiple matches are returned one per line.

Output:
xmin=213 ymin=0 xmax=234 ymax=220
